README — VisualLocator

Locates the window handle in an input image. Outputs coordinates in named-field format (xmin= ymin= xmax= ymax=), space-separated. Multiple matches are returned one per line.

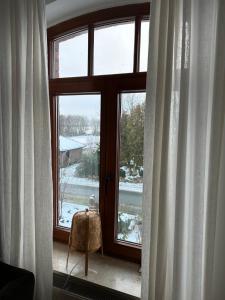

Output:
xmin=105 ymin=174 xmax=113 ymax=194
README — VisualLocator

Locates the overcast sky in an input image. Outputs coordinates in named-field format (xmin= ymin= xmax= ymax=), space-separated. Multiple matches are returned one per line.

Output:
xmin=59 ymin=95 xmax=100 ymax=119
xmin=58 ymin=21 xmax=149 ymax=118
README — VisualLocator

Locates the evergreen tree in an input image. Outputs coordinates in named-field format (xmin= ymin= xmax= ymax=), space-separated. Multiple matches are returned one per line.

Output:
xmin=120 ymin=100 xmax=145 ymax=172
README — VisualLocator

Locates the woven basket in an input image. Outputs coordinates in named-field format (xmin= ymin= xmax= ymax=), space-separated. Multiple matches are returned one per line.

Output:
xmin=69 ymin=210 xmax=102 ymax=253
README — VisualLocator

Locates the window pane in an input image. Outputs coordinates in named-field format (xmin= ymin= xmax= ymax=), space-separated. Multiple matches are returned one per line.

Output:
xmin=94 ymin=22 xmax=135 ymax=75
xmin=117 ymin=92 xmax=145 ymax=244
xmin=54 ymin=30 xmax=88 ymax=78
xmin=139 ymin=20 xmax=150 ymax=72
xmin=58 ymin=94 xmax=101 ymax=228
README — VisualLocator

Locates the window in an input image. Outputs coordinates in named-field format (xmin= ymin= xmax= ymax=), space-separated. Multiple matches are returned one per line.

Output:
xmin=48 ymin=3 xmax=150 ymax=262
xmin=58 ymin=94 xmax=101 ymax=227
xmin=117 ymin=92 xmax=145 ymax=244
xmin=94 ymin=22 xmax=135 ymax=75
xmin=54 ymin=30 xmax=88 ymax=77
xmin=140 ymin=20 xmax=150 ymax=71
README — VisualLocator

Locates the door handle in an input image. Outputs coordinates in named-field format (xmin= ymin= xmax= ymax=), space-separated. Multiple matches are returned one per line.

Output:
xmin=105 ymin=174 xmax=113 ymax=194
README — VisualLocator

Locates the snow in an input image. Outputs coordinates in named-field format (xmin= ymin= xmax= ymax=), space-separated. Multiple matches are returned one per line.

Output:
xmin=59 ymin=134 xmax=100 ymax=152
xmin=70 ymin=135 xmax=100 ymax=149
xmin=117 ymin=229 xmax=141 ymax=244
xmin=60 ymin=164 xmax=143 ymax=193
xmin=59 ymin=136 xmax=85 ymax=151
xmin=59 ymin=202 xmax=142 ymax=244
xmin=58 ymin=144 xmax=143 ymax=244
xmin=59 ymin=202 xmax=88 ymax=227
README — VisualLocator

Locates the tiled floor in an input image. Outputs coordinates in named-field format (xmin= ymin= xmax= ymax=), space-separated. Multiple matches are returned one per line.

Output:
xmin=53 ymin=241 xmax=141 ymax=298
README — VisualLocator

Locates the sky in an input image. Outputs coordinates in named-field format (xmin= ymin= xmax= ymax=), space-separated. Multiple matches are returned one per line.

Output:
xmin=94 ymin=22 xmax=135 ymax=75
xmin=121 ymin=92 xmax=146 ymax=113
xmin=57 ymin=20 xmax=149 ymax=77
xmin=59 ymin=94 xmax=100 ymax=119
xmin=59 ymin=92 xmax=146 ymax=118
xmin=57 ymin=20 xmax=149 ymax=118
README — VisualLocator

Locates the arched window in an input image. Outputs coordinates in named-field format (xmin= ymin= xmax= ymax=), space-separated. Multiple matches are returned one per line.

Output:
xmin=48 ymin=3 xmax=150 ymax=262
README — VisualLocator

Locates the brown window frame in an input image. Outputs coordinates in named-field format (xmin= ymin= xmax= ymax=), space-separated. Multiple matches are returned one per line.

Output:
xmin=48 ymin=3 xmax=150 ymax=263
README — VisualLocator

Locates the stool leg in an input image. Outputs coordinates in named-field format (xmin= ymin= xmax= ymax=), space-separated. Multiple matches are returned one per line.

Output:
xmin=84 ymin=210 xmax=90 ymax=276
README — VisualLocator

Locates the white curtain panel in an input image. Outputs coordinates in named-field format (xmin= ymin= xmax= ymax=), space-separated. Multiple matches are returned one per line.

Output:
xmin=142 ymin=0 xmax=225 ymax=299
xmin=0 ymin=0 xmax=53 ymax=299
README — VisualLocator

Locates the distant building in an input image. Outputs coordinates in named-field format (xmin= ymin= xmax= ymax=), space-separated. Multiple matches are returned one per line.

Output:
xmin=70 ymin=135 xmax=100 ymax=151
xmin=59 ymin=136 xmax=85 ymax=168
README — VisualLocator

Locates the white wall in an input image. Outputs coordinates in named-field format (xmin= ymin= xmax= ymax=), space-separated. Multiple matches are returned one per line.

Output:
xmin=46 ymin=0 xmax=149 ymax=28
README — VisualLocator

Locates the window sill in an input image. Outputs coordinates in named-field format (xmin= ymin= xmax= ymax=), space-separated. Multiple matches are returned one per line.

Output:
xmin=53 ymin=241 xmax=141 ymax=298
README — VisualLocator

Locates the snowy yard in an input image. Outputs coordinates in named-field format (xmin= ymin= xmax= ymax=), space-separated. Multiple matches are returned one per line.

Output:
xmin=59 ymin=161 xmax=143 ymax=244
xmin=60 ymin=164 xmax=143 ymax=193
xmin=59 ymin=202 xmax=142 ymax=244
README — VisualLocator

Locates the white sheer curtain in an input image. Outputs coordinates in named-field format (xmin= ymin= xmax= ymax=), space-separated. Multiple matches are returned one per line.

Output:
xmin=142 ymin=0 xmax=225 ymax=299
xmin=0 ymin=0 xmax=52 ymax=299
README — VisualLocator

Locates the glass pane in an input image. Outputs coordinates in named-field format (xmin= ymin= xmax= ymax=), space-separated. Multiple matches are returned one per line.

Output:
xmin=94 ymin=22 xmax=135 ymax=75
xmin=117 ymin=92 xmax=146 ymax=244
xmin=54 ymin=30 xmax=88 ymax=78
xmin=139 ymin=20 xmax=150 ymax=72
xmin=58 ymin=94 xmax=101 ymax=228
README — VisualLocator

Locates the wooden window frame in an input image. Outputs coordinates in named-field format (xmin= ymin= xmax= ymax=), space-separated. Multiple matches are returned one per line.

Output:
xmin=48 ymin=3 xmax=150 ymax=263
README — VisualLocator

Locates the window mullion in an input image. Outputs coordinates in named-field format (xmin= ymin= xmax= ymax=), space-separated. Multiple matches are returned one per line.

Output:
xmin=88 ymin=24 xmax=94 ymax=76
xmin=133 ymin=16 xmax=141 ymax=73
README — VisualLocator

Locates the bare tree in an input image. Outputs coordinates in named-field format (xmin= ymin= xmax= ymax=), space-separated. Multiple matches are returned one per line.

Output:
xmin=59 ymin=115 xmax=89 ymax=136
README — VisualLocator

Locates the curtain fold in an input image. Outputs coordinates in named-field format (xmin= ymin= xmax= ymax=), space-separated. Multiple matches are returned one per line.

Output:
xmin=0 ymin=0 xmax=53 ymax=299
xmin=142 ymin=0 xmax=225 ymax=299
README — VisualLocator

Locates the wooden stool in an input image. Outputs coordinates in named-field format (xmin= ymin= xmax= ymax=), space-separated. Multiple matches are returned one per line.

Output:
xmin=66 ymin=209 xmax=103 ymax=276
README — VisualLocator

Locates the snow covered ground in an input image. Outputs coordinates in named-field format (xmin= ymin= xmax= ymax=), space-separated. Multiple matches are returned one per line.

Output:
xmin=59 ymin=202 xmax=88 ymax=227
xmin=59 ymin=163 xmax=143 ymax=244
xmin=59 ymin=202 xmax=142 ymax=244
xmin=70 ymin=135 xmax=100 ymax=150
xmin=60 ymin=164 xmax=143 ymax=193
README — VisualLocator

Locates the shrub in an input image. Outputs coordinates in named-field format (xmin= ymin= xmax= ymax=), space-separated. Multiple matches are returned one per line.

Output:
xmin=117 ymin=213 xmax=131 ymax=240
xmin=119 ymin=168 xmax=126 ymax=178
xmin=76 ymin=150 xmax=99 ymax=179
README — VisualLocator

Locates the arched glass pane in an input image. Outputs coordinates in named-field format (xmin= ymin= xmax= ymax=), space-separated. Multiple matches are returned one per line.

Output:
xmin=54 ymin=30 xmax=88 ymax=78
